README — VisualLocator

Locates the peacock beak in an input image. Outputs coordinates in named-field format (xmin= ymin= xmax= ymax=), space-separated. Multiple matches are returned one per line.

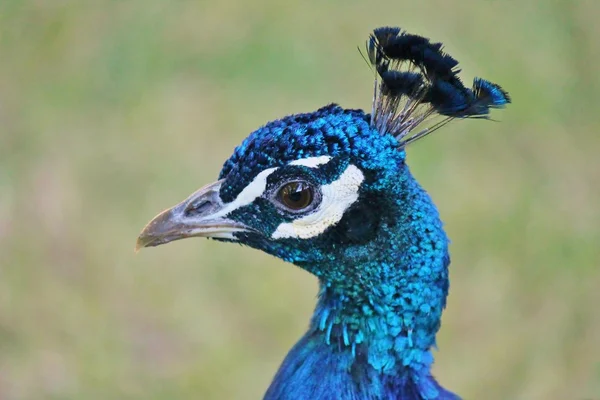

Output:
xmin=135 ymin=179 xmax=252 ymax=251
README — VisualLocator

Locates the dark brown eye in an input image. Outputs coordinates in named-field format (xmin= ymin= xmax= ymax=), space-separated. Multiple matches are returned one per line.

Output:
xmin=277 ymin=181 xmax=314 ymax=210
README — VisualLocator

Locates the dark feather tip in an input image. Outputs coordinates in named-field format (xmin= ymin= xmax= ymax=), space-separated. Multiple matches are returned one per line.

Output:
xmin=425 ymin=79 xmax=475 ymax=116
xmin=372 ymin=27 xmax=402 ymax=46
xmin=368 ymin=27 xmax=460 ymax=80
xmin=383 ymin=34 xmax=431 ymax=61
xmin=418 ymin=47 xmax=459 ymax=79
xmin=472 ymin=78 xmax=511 ymax=108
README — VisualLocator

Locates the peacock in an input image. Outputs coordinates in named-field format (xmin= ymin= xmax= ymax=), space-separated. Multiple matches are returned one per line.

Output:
xmin=136 ymin=27 xmax=510 ymax=400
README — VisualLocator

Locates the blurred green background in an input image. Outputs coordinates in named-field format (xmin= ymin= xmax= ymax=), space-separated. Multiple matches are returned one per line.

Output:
xmin=1 ymin=1 xmax=599 ymax=399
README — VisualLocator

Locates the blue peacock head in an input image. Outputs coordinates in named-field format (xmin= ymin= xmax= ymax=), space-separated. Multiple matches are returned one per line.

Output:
xmin=136 ymin=27 xmax=509 ymax=294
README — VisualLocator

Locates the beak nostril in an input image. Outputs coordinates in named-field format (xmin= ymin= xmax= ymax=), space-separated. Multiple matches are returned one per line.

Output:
xmin=180 ymin=179 xmax=225 ymax=218
xmin=185 ymin=199 xmax=213 ymax=217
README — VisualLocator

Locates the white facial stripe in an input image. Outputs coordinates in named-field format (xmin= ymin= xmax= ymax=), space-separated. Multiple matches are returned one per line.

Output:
xmin=210 ymin=167 xmax=278 ymax=219
xmin=271 ymin=164 xmax=364 ymax=240
xmin=289 ymin=156 xmax=332 ymax=168
xmin=214 ymin=157 xmax=331 ymax=218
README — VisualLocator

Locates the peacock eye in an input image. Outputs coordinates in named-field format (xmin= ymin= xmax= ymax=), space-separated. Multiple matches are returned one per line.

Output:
xmin=277 ymin=181 xmax=314 ymax=211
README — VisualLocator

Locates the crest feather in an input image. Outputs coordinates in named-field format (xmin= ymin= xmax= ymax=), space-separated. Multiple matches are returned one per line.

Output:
xmin=366 ymin=27 xmax=511 ymax=146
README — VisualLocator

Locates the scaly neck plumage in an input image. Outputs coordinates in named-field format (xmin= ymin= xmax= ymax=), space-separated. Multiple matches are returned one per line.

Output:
xmin=264 ymin=282 xmax=458 ymax=400
xmin=265 ymin=166 xmax=457 ymax=399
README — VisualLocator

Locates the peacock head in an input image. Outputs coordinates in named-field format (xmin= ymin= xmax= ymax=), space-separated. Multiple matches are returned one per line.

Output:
xmin=136 ymin=105 xmax=412 ymax=285
xmin=136 ymin=26 xmax=510 ymax=294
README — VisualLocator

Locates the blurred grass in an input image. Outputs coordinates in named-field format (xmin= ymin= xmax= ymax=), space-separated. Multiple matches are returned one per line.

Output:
xmin=1 ymin=1 xmax=599 ymax=399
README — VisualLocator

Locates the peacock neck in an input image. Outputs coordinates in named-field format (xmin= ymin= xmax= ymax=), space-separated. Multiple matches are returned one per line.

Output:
xmin=265 ymin=169 xmax=457 ymax=399
xmin=265 ymin=268 xmax=456 ymax=400
xmin=309 ymin=281 xmax=444 ymax=376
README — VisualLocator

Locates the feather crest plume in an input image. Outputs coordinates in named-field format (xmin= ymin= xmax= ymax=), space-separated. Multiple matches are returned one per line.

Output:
xmin=366 ymin=27 xmax=511 ymax=146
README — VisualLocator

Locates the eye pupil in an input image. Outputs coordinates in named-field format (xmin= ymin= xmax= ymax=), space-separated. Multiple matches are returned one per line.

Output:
xmin=278 ymin=181 xmax=313 ymax=210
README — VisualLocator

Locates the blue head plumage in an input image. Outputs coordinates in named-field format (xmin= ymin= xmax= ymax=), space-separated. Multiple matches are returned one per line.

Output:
xmin=137 ymin=26 xmax=510 ymax=400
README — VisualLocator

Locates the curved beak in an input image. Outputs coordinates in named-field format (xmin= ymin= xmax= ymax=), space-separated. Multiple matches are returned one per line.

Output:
xmin=135 ymin=179 xmax=251 ymax=251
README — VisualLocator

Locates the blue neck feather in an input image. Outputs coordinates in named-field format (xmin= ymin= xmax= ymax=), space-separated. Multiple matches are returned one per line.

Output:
xmin=264 ymin=163 xmax=459 ymax=400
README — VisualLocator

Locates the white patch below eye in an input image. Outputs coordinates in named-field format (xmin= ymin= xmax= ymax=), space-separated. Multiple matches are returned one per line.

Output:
xmin=271 ymin=164 xmax=364 ymax=240
xmin=289 ymin=156 xmax=332 ymax=168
